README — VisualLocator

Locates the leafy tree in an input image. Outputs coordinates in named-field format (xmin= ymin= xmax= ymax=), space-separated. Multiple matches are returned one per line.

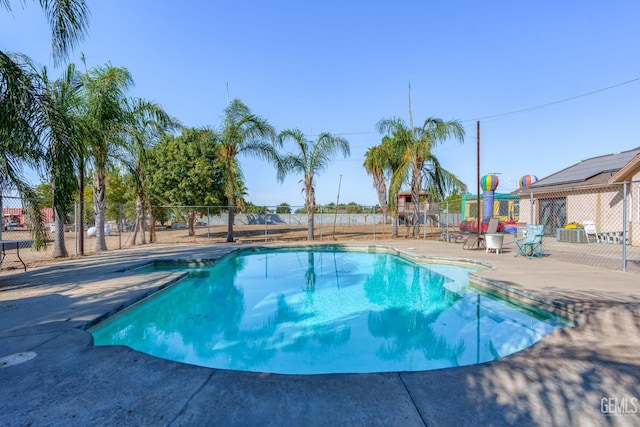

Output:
xmin=346 ymin=202 xmax=362 ymax=214
xmin=276 ymin=202 xmax=291 ymax=214
xmin=34 ymin=183 xmax=53 ymax=208
xmin=278 ymin=129 xmax=350 ymax=240
xmin=376 ymin=117 xmax=465 ymax=237
xmin=120 ymin=97 xmax=178 ymax=244
xmin=105 ymin=168 xmax=129 ymax=222
xmin=243 ymin=202 xmax=266 ymax=214
xmin=147 ymin=127 xmax=225 ymax=236
xmin=443 ymin=191 xmax=463 ymax=212
xmin=217 ymin=98 xmax=278 ymax=242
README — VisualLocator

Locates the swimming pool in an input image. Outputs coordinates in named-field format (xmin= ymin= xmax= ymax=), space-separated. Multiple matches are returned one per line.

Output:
xmin=90 ymin=246 xmax=569 ymax=374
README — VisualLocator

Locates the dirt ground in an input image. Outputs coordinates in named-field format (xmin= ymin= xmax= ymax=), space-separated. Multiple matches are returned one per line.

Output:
xmin=1 ymin=224 xmax=444 ymax=270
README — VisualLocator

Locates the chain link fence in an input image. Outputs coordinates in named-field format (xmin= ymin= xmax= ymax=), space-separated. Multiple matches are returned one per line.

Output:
xmin=2 ymin=182 xmax=640 ymax=273
xmin=517 ymin=180 xmax=640 ymax=272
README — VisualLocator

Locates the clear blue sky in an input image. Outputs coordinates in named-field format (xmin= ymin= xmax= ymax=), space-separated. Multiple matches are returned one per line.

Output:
xmin=3 ymin=1 xmax=640 ymax=208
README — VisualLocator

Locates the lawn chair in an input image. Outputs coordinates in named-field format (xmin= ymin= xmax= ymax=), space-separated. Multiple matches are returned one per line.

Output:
xmin=582 ymin=220 xmax=602 ymax=243
xmin=514 ymin=224 xmax=544 ymax=258
xmin=463 ymin=217 xmax=499 ymax=250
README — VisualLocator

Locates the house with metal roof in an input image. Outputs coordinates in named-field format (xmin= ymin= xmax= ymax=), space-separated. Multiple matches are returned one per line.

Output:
xmin=516 ymin=146 xmax=640 ymax=246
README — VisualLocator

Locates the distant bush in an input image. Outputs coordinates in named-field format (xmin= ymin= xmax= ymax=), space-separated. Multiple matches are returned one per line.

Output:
xmin=276 ymin=203 xmax=291 ymax=214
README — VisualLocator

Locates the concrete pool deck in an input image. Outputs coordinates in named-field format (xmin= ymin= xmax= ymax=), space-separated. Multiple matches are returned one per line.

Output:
xmin=1 ymin=240 xmax=639 ymax=426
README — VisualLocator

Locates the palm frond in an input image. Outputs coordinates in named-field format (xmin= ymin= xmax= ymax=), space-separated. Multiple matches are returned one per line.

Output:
xmin=39 ymin=0 xmax=90 ymax=65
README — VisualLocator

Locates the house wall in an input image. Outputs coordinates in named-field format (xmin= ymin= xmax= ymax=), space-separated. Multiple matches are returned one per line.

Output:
xmin=521 ymin=184 xmax=638 ymax=246
xmin=565 ymin=190 xmax=624 ymax=231
xmin=517 ymin=197 xmax=534 ymax=224
xmin=630 ymin=175 xmax=640 ymax=247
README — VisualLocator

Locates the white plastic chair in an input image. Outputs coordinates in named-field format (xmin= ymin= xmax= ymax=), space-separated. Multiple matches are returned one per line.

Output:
xmin=582 ymin=221 xmax=601 ymax=243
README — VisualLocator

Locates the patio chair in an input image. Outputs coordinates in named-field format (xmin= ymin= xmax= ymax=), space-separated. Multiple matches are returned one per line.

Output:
xmin=582 ymin=220 xmax=602 ymax=243
xmin=514 ymin=224 xmax=544 ymax=258
xmin=463 ymin=217 xmax=499 ymax=250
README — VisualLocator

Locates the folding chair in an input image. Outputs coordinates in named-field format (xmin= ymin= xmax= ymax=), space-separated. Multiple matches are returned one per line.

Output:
xmin=514 ymin=224 xmax=544 ymax=258
xmin=462 ymin=218 xmax=499 ymax=250
xmin=582 ymin=220 xmax=602 ymax=243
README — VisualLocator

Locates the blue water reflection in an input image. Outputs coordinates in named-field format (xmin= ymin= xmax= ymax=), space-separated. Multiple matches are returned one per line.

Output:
xmin=91 ymin=248 xmax=567 ymax=374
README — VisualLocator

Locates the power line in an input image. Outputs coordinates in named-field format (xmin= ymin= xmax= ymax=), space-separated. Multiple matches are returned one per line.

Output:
xmin=463 ymin=77 xmax=640 ymax=123
xmin=308 ymin=76 xmax=640 ymax=137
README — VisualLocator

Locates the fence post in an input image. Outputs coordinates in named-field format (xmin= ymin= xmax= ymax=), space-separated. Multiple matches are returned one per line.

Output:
xmin=623 ymin=181 xmax=628 ymax=272
xmin=118 ymin=204 xmax=122 ymax=250
xmin=74 ymin=200 xmax=78 ymax=256
xmin=264 ymin=206 xmax=268 ymax=242
xmin=319 ymin=206 xmax=323 ymax=240
xmin=446 ymin=201 xmax=449 ymax=242
xmin=373 ymin=206 xmax=376 ymax=241
xmin=423 ymin=203 xmax=427 ymax=239
xmin=207 ymin=206 xmax=211 ymax=244
xmin=530 ymin=191 xmax=534 ymax=224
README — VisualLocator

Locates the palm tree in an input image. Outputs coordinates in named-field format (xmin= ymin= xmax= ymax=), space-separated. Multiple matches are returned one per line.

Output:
xmin=363 ymin=144 xmax=388 ymax=218
xmin=217 ymin=98 xmax=277 ymax=242
xmin=1 ymin=1 xmax=88 ymax=245
xmin=278 ymin=129 xmax=350 ymax=241
xmin=39 ymin=63 xmax=84 ymax=257
xmin=0 ymin=53 xmax=44 ymax=242
xmin=363 ymin=135 xmax=406 ymax=238
xmin=81 ymin=64 xmax=133 ymax=252
xmin=377 ymin=117 xmax=465 ymax=238
xmin=122 ymin=98 xmax=178 ymax=245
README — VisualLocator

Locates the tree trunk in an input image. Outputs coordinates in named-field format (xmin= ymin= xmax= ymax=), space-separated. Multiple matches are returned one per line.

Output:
xmin=188 ymin=211 xmax=196 ymax=238
xmin=226 ymin=205 xmax=234 ymax=242
xmin=392 ymin=215 xmax=399 ymax=238
xmin=411 ymin=162 xmax=422 ymax=238
xmin=134 ymin=196 xmax=146 ymax=245
xmin=77 ymin=157 xmax=84 ymax=255
xmin=93 ymin=169 xmax=108 ymax=252
xmin=306 ymin=186 xmax=315 ymax=241
xmin=372 ymin=171 xmax=388 ymax=215
xmin=52 ymin=209 xmax=68 ymax=258
xmin=149 ymin=205 xmax=156 ymax=243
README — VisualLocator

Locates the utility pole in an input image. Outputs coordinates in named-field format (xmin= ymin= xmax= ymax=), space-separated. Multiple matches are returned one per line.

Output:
xmin=332 ymin=174 xmax=343 ymax=240
xmin=476 ymin=121 xmax=481 ymax=240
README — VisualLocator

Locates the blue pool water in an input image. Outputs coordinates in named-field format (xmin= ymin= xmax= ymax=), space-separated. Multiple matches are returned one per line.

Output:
xmin=91 ymin=247 xmax=569 ymax=374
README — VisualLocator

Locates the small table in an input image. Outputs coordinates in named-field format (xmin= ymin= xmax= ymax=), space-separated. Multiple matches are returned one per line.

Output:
xmin=0 ymin=239 xmax=32 ymax=271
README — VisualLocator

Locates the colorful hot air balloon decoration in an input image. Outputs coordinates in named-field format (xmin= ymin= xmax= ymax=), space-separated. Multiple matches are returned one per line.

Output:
xmin=480 ymin=174 xmax=499 ymax=220
xmin=519 ymin=175 xmax=538 ymax=188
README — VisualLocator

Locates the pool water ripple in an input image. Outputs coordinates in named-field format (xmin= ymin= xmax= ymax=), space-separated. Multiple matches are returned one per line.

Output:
xmin=91 ymin=247 xmax=569 ymax=374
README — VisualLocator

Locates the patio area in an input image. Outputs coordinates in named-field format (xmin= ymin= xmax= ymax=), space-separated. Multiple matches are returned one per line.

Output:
xmin=1 ymin=240 xmax=639 ymax=426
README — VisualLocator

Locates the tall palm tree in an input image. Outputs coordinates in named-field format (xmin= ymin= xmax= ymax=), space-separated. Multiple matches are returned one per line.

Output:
xmin=217 ymin=98 xmax=277 ymax=242
xmin=81 ymin=64 xmax=133 ymax=252
xmin=39 ymin=63 xmax=83 ymax=257
xmin=0 ymin=53 xmax=44 ymax=242
xmin=377 ymin=117 xmax=465 ymax=238
xmin=122 ymin=98 xmax=178 ymax=245
xmin=1 ymin=1 xmax=88 ymax=244
xmin=278 ymin=129 xmax=350 ymax=241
